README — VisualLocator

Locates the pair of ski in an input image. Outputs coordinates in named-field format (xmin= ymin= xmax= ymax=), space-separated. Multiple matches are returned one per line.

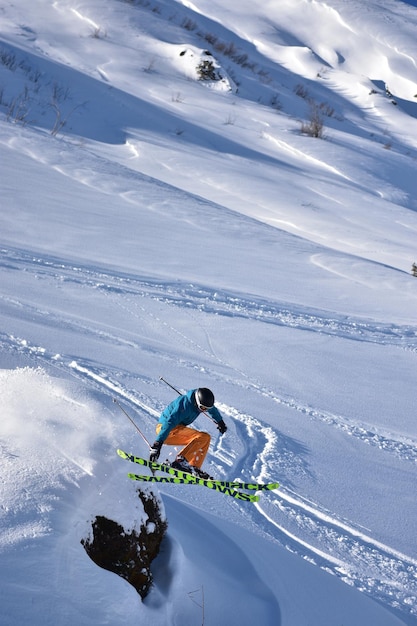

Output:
xmin=117 ymin=449 xmax=279 ymax=502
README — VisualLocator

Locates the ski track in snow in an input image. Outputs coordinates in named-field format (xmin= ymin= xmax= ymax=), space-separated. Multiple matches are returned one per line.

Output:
xmin=1 ymin=245 xmax=417 ymax=466
xmin=2 ymin=246 xmax=417 ymax=350
xmin=212 ymin=404 xmax=417 ymax=620
xmin=1 ymin=245 xmax=417 ymax=620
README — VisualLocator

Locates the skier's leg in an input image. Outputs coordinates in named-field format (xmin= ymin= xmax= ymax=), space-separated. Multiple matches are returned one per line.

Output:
xmin=181 ymin=430 xmax=210 ymax=468
xmin=156 ymin=424 xmax=210 ymax=468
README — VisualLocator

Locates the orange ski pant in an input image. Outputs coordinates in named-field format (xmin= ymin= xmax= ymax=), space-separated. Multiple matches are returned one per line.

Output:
xmin=156 ymin=424 xmax=210 ymax=468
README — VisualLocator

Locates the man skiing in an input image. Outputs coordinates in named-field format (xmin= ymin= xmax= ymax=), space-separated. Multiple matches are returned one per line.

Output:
xmin=149 ymin=387 xmax=227 ymax=476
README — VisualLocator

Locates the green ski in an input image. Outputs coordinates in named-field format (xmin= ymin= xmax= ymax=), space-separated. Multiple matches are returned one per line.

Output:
xmin=117 ymin=449 xmax=279 ymax=502
xmin=127 ymin=471 xmax=259 ymax=502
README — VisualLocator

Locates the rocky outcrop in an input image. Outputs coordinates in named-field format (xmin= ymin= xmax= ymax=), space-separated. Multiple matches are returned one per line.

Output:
xmin=81 ymin=489 xmax=167 ymax=599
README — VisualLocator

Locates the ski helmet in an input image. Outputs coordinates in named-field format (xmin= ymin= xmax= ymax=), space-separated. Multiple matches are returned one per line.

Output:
xmin=195 ymin=388 xmax=214 ymax=409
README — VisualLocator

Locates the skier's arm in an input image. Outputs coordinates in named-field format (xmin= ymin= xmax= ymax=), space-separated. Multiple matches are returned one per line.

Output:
xmin=207 ymin=406 xmax=227 ymax=434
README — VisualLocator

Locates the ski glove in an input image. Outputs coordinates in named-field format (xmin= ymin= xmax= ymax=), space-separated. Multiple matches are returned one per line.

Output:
xmin=217 ymin=420 xmax=227 ymax=434
xmin=149 ymin=441 xmax=162 ymax=462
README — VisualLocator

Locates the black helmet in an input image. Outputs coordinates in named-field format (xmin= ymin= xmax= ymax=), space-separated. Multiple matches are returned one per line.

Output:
xmin=195 ymin=388 xmax=214 ymax=409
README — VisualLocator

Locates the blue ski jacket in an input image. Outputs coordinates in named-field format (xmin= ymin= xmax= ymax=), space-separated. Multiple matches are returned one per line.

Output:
xmin=155 ymin=389 xmax=223 ymax=443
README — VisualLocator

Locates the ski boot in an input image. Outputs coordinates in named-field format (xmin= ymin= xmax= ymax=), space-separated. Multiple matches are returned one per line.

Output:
xmin=171 ymin=456 xmax=213 ymax=480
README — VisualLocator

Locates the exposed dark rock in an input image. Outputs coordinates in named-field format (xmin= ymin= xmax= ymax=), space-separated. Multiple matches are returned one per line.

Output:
xmin=81 ymin=489 xmax=167 ymax=599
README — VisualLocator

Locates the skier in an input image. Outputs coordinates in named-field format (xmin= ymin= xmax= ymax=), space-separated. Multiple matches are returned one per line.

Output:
xmin=149 ymin=388 xmax=227 ymax=477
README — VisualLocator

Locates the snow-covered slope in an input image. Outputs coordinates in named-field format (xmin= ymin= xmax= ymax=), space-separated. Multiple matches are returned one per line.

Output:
xmin=1 ymin=1 xmax=416 ymax=624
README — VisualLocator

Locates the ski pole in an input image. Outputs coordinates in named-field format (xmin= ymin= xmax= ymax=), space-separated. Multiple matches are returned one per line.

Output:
xmin=159 ymin=376 xmax=181 ymax=395
xmin=159 ymin=376 xmax=218 ymax=426
xmin=113 ymin=398 xmax=151 ymax=446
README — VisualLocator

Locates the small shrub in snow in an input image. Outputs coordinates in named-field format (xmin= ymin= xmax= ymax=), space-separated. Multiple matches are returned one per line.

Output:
xmin=6 ymin=89 xmax=31 ymax=124
xmin=178 ymin=47 xmax=236 ymax=92
xmin=301 ymin=101 xmax=325 ymax=138
xmin=171 ymin=91 xmax=184 ymax=102
xmin=182 ymin=17 xmax=197 ymax=31
xmin=294 ymin=83 xmax=309 ymax=99
xmin=196 ymin=59 xmax=217 ymax=81
xmin=318 ymin=101 xmax=334 ymax=118
xmin=270 ymin=93 xmax=282 ymax=110
xmin=224 ymin=112 xmax=236 ymax=125
xmin=411 ymin=262 xmax=417 ymax=277
xmin=188 ymin=586 xmax=205 ymax=624
xmin=91 ymin=26 xmax=106 ymax=39
xmin=0 ymin=48 xmax=17 ymax=71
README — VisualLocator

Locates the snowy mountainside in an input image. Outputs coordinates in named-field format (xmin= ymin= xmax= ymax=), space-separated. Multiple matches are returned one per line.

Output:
xmin=1 ymin=0 xmax=417 ymax=625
